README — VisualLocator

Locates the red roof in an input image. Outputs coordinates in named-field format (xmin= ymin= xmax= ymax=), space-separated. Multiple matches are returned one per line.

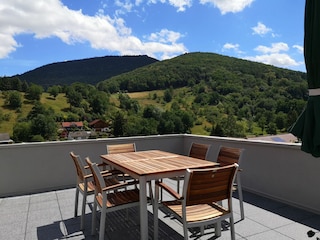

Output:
xmin=61 ymin=122 xmax=83 ymax=128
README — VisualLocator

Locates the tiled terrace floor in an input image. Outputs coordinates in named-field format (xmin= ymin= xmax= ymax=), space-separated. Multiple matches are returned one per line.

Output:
xmin=1 ymin=183 xmax=320 ymax=240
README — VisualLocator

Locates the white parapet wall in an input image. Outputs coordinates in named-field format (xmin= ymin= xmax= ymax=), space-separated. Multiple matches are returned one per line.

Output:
xmin=0 ymin=134 xmax=319 ymax=214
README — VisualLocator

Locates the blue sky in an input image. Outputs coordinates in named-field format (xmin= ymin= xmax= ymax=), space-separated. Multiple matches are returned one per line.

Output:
xmin=0 ymin=0 xmax=306 ymax=77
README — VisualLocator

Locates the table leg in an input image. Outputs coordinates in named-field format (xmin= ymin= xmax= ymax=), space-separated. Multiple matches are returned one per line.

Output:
xmin=154 ymin=181 xmax=159 ymax=240
xmin=139 ymin=176 xmax=148 ymax=240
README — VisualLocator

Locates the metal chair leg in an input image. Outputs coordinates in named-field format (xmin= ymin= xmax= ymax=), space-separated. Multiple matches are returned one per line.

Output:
xmin=74 ymin=187 xmax=79 ymax=217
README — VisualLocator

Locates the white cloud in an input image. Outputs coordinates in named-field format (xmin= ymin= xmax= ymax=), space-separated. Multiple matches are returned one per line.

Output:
xmin=245 ymin=42 xmax=303 ymax=68
xmin=0 ymin=33 xmax=20 ymax=58
xmin=114 ymin=0 xmax=134 ymax=14
xmin=146 ymin=0 xmax=192 ymax=12
xmin=168 ymin=0 xmax=192 ymax=12
xmin=246 ymin=53 xmax=300 ymax=67
xmin=145 ymin=29 xmax=187 ymax=59
xmin=0 ymin=0 xmax=187 ymax=60
xmin=148 ymin=29 xmax=183 ymax=43
xmin=293 ymin=44 xmax=303 ymax=54
xmin=223 ymin=43 xmax=239 ymax=50
xmin=222 ymin=43 xmax=244 ymax=54
xmin=252 ymin=22 xmax=272 ymax=36
xmin=199 ymin=0 xmax=254 ymax=14
xmin=254 ymin=42 xmax=289 ymax=54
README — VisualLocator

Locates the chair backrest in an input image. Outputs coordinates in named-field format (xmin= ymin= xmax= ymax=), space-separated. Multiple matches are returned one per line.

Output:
xmin=188 ymin=142 xmax=210 ymax=160
xmin=183 ymin=164 xmax=238 ymax=205
xmin=216 ymin=146 xmax=244 ymax=167
xmin=106 ymin=143 xmax=136 ymax=154
xmin=85 ymin=157 xmax=105 ymax=195
xmin=70 ymin=151 xmax=87 ymax=181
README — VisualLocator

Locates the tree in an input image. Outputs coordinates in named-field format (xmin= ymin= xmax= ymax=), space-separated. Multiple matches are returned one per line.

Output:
xmin=287 ymin=110 xmax=298 ymax=129
xmin=112 ymin=111 xmax=126 ymax=137
xmin=30 ymin=114 xmax=57 ymax=140
xmin=70 ymin=82 xmax=96 ymax=99
xmin=140 ymin=118 xmax=158 ymax=135
xmin=143 ymin=105 xmax=161 ymax=120
xmin=266 ymin=122 xmax=277 ymax=135
xmin=180 ymin=111 xmax=194 ymax=133
xmin=257 ymin=116 xmax=267 ymax=134
xmin=25 ymin=102 xmax=57 ymax=141
xmin=0 ymin=76 xmax=22 ymax=90
xmin=66 ymin=88 xmax=82 ymax=108
xmin=27 ymin=101 xmax=49 ymax=120
xmin=211 ymin=123 xmax=224 ymax=137
xmin=220 ymin=114 xmax=245 ymax=138
xmin=47 ymin=86 xmax=60 ymax=99
xmin=26 ymin=84 xmax=43 ymax=101
xmin=275 ymin=112 xmax=286 ymax=131
xmin=157 ymin=111 xmax=179 ymax=134
xmin=163 ymin=89 xmax=173 ymax=102
xmin=158 ymin=118 xmax=175 ymax=134
xmin=5 ymin=91 xmax=22 ymax=109
xmin=88 ymin=91 xmax=109 ymax=114
xmin=119 ymin=93 xmax=139 ymax=113
xmin=13 ymin=122 xmax=32 ymax=142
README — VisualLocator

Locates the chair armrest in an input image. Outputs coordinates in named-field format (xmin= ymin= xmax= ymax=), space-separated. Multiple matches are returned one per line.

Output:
xmin=101 ymin=169 xmax=126 ymax=179
xmin=102 ymin=180 xmax=139 ymax=192
xmin=84 ymin=162 xmax=109 ymax=170
xmin=156 ymin=181 xmax=183 ymax=200
xmin=85 ymin=170 xmax=124 ymax=180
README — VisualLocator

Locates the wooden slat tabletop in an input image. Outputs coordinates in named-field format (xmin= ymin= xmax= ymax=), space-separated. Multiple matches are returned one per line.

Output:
xmin=101 ymin=150 xmax=218 ymax=176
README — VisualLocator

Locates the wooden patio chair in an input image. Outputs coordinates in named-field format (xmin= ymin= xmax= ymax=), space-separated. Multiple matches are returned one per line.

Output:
xmin=216 ymin=146 xmax=245 ymax=220
xmin=106 ymin=142 xmax=136 ymax=154
xmin=85 ymin=157 xmax=140 ymax=240
xmin=156 ymin=164 xmax=239 ymax=240
xmin=175 ymin=142 xmax=210 ymax=193
xmin=106 ymin=142 xmax=137 ymax=183
xmin=106 ymin=142 xmax=155 ymax=201
xmin=69 ymin=152 xmax=120 ymax=230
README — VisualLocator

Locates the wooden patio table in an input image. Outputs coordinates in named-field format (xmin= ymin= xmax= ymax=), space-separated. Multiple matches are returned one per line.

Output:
xmin=100 ymin=150 xmax=218 ymax=240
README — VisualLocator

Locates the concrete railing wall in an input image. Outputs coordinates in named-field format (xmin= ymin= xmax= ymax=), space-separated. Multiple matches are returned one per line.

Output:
xmin=1 ymin=134 xmax=320 ymax=214
xmin=0 ymin=135 xmax=184 ymax=197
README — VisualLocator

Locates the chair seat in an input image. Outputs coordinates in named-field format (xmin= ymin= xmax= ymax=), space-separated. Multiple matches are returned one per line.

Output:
xmin=96 ymin=188 xmax=140 ymax=208
xmin=78 ymin=182 xmax=95 ymax=193
xmin=163 ymin=201 xmax=230 ymax=222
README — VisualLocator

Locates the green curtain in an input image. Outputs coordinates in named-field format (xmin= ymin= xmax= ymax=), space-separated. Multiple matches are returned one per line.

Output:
xmin=289 ymin=0 xmax=320 ymax=157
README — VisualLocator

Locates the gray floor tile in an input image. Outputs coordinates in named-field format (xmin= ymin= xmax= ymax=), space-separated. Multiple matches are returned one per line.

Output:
xmin=232 ymin=217 xmax=269 ymax=238
xmin=246 ymin=230 xmax=293 ymax=240
xmin=1 ymin=188 xmax=320 ymax=240
xmin=248 ymin=209 xmax=294 ymax=229
xmin=275 ymin=221 xmax=318 ymax=240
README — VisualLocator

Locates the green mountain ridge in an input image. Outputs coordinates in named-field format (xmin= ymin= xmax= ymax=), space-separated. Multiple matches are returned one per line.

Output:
xmin=18 ymin=55 xmax=158 ymax=87
xmin=97 ymin=52 xmax=307 ymax=93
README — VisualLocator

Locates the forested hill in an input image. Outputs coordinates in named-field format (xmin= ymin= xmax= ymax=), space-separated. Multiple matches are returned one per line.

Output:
xmin=18 ymin=55 xmax=158 ymax=87
xmin=97 ymin=52 xmax=307 ymax=93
